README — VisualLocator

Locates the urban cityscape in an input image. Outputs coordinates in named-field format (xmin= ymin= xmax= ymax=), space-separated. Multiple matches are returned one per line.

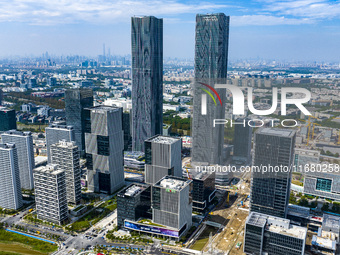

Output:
xmin=0 ymin=2 xmax=340 ymax=255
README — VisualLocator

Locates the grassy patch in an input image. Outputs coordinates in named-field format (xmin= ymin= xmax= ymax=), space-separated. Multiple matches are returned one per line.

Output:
xmin=0 ymin=230 xmax=57 ymax=254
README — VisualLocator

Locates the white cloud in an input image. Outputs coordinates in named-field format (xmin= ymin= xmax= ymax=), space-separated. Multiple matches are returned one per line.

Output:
xmin=0 ymin=0 xmax=229 ymax=25
xmin=261 ymin=0 xmax=340 ymax=19
xmin=232 ymin=14 xmax=314 ymax=26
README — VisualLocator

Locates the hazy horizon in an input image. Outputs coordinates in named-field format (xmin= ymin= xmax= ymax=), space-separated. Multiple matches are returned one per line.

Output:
xmin=0 ymin=0 xmax=339 ymax=62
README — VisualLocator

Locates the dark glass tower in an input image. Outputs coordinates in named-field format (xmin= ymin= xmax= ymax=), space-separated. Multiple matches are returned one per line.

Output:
xmin=233 ymin=118 xmax=253 ymax=163
xmin=250 ymin=128 xmax=296 ymax=218
xmin=131 ymin=16 xmax=163 ymax=152
xmin=0 ymin=108 xmax=17 ymax=132
xmin=191 ymin=13 xmax=229 ymax=165
xmin=65 ymin=88 xmax=93 ymax=155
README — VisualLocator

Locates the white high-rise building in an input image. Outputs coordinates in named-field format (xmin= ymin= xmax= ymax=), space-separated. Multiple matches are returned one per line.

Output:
xmin=45 ymin=123 xmax=75 ymax=163
xmin=33 ymin=164 xmax=68 ymax=225
xmin=0 ymin=143 xmax=23 ymax=210
xmin=1 ymin=130 xmax=35 ymax=189
xmin=50 ymin=140 xmax=81 ymax=205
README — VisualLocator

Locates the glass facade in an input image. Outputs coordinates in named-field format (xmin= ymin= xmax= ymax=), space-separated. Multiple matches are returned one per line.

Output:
xmin=131 ymin=16 xmax=163 ymax=152
xmin=250 ymin=129 xmax=296 ymax=218
xmin=65 ymin=88 xmax=93 ymax=155
xmin=191 ymin=13 xmax=229 ymax=165
xmin=316 ymin=178 xmax=332 ymax=192
xmin=0 ymin=109 xmax=17 ymax=132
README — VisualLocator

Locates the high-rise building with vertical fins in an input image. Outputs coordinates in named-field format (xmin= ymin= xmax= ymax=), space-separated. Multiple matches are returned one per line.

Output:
xmin=250 ymin=128 xmax=296 ymax=218
xmin=191 ymin=13 xmax=229 ymax=165
xmin=0 ymin=143 xmax=23 ymax=210
xmin=131 ymin=16 xmax=163 ymax=152
xmin=1 ymin=130 xmax=35 ymax=190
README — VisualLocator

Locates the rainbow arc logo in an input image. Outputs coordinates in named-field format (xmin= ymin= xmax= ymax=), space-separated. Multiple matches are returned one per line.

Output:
xmin=199 ymin=82 xmax=222 ymax=115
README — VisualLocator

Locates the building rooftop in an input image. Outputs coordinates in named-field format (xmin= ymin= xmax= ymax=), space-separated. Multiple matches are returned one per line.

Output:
xmin=34 ymin=164 xmax=64 ymax=175
xmin=247 ymin=212 xmax=307 ymax=240
xmin=155 ymin=176 xmax=191 ymax=191
xmin=257 ymin=128 xmax=296 ymax=138
xmin=124 ymin=185 xmax=144 ymax=197
xmin=192 ymin=171 xmax=214 ymax=181
xmin=2 ymin=130 xmax=32 ymax=136
xmin=312 ymin=235 xmax=336 ymax=251
xmin=86 ymin=105 xmax=121 ymax=113
xmin=0 ymin=143 xmax=15 ymax=150
xmin=53 ymin=140 xmax=77 ymax=148
xmin=322 ymin=214 xmax=340 ymax=233
xmin=287 ymin=204 xmax=310 ymax=219
xmin=47 ymin=124 xmax=73 ymax=130
xmin=146 ymin=135 xmax=180 ymax=144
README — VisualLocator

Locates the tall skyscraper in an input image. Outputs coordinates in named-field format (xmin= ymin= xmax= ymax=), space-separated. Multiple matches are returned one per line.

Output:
xmin=45 ymin=123 xmax=75 ymax=163
xmin=0 ymin=143 xmax=23 ymax=210
xmin=131 ymin=16 xmax=163 ymax=152
xmin=33 ymin=164 xmax=68 ymax=225
xmin=85 ymin=106 xmax=125 ymax=194
xmin=191 ymin=13 xmax=229 ymax=165
xmin=233 ymin=118 xmax=253 ymax=164
xmin=250 ymin=128 xmax=296 ymax=218
xmin=50 ymin=140 xmax=81 ymax=205
xmin=0 ymin=108 xmax=17 ymax=132
xmin=1 ymin=130 xmax=35 ymax=190
xmin=144 ymin=135 xmax=182 ymax=185
xmin=65 ymin=88 xmax=93 ymax=155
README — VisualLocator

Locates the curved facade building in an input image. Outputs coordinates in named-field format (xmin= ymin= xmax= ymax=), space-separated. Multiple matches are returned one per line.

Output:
xmin=191 ymin=13 xmax=229 ymax=165
xmin=131 ymin=16 xmax=163 ymax=152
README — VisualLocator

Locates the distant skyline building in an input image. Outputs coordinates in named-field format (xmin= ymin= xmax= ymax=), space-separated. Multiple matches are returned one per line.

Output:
xmin=65 ymin=88 xmax=93 ymax=155
xmin=233 ymin=118 xmax=253 ymax=164
xmin=1 ymin=130 xmax=35 ymax=190
xmin=85 ymin=105 xmax=125 ymax=194
xmin=131 ymin=16 xmax=163 ymax=152
xmin=0 ymin=108 xmax=17 ymax=132
xmin=45 ymin=123 xmax=75 ymax=163
xmin=50 ymin=140 xmax=81 ymax=205
xmin=33 ymin=164 xmax=68 ymax=225
xmin=145 ymin=135 xmax=182 ymax=185
xmin=191 ymin=13 xmax=229 ymax=165
xmin=250 ymin=128 xmax=296 ymax=218
xmin=0 ymin=143 xmax=23 ymax=210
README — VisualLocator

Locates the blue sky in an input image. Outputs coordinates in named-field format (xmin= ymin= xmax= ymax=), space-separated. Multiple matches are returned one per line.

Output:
xmin=0 ymin=0 xmax=339 ymax=61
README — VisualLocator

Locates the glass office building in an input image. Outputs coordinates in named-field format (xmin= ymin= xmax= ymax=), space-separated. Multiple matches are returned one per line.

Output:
xmin=65 ymin=88 xmax=93 ymax=155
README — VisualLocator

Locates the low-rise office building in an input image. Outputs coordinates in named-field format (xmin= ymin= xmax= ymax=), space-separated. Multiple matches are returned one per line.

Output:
xmin=117 ymin=183 xmax=151 ymax=228
xmin=244 ymin=212 xmax=307 ymax=255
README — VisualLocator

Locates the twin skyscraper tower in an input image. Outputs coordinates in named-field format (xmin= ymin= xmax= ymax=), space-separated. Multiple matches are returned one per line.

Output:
xmin=131 ymin=14 xmax=229 ymax=166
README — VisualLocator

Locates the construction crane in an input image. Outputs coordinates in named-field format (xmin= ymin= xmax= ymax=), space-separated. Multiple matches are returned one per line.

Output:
xmin=311 ymin=123 xmax=321 ymax=142
xmin=306 ymin=116 xmax=318 ymax=146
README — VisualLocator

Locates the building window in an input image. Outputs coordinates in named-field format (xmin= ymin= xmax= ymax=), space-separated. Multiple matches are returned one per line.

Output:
xmin=97 ymin=135 xmax=110 ymax=156
xmin=316 ymin=178 xmax=332 ymax=192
